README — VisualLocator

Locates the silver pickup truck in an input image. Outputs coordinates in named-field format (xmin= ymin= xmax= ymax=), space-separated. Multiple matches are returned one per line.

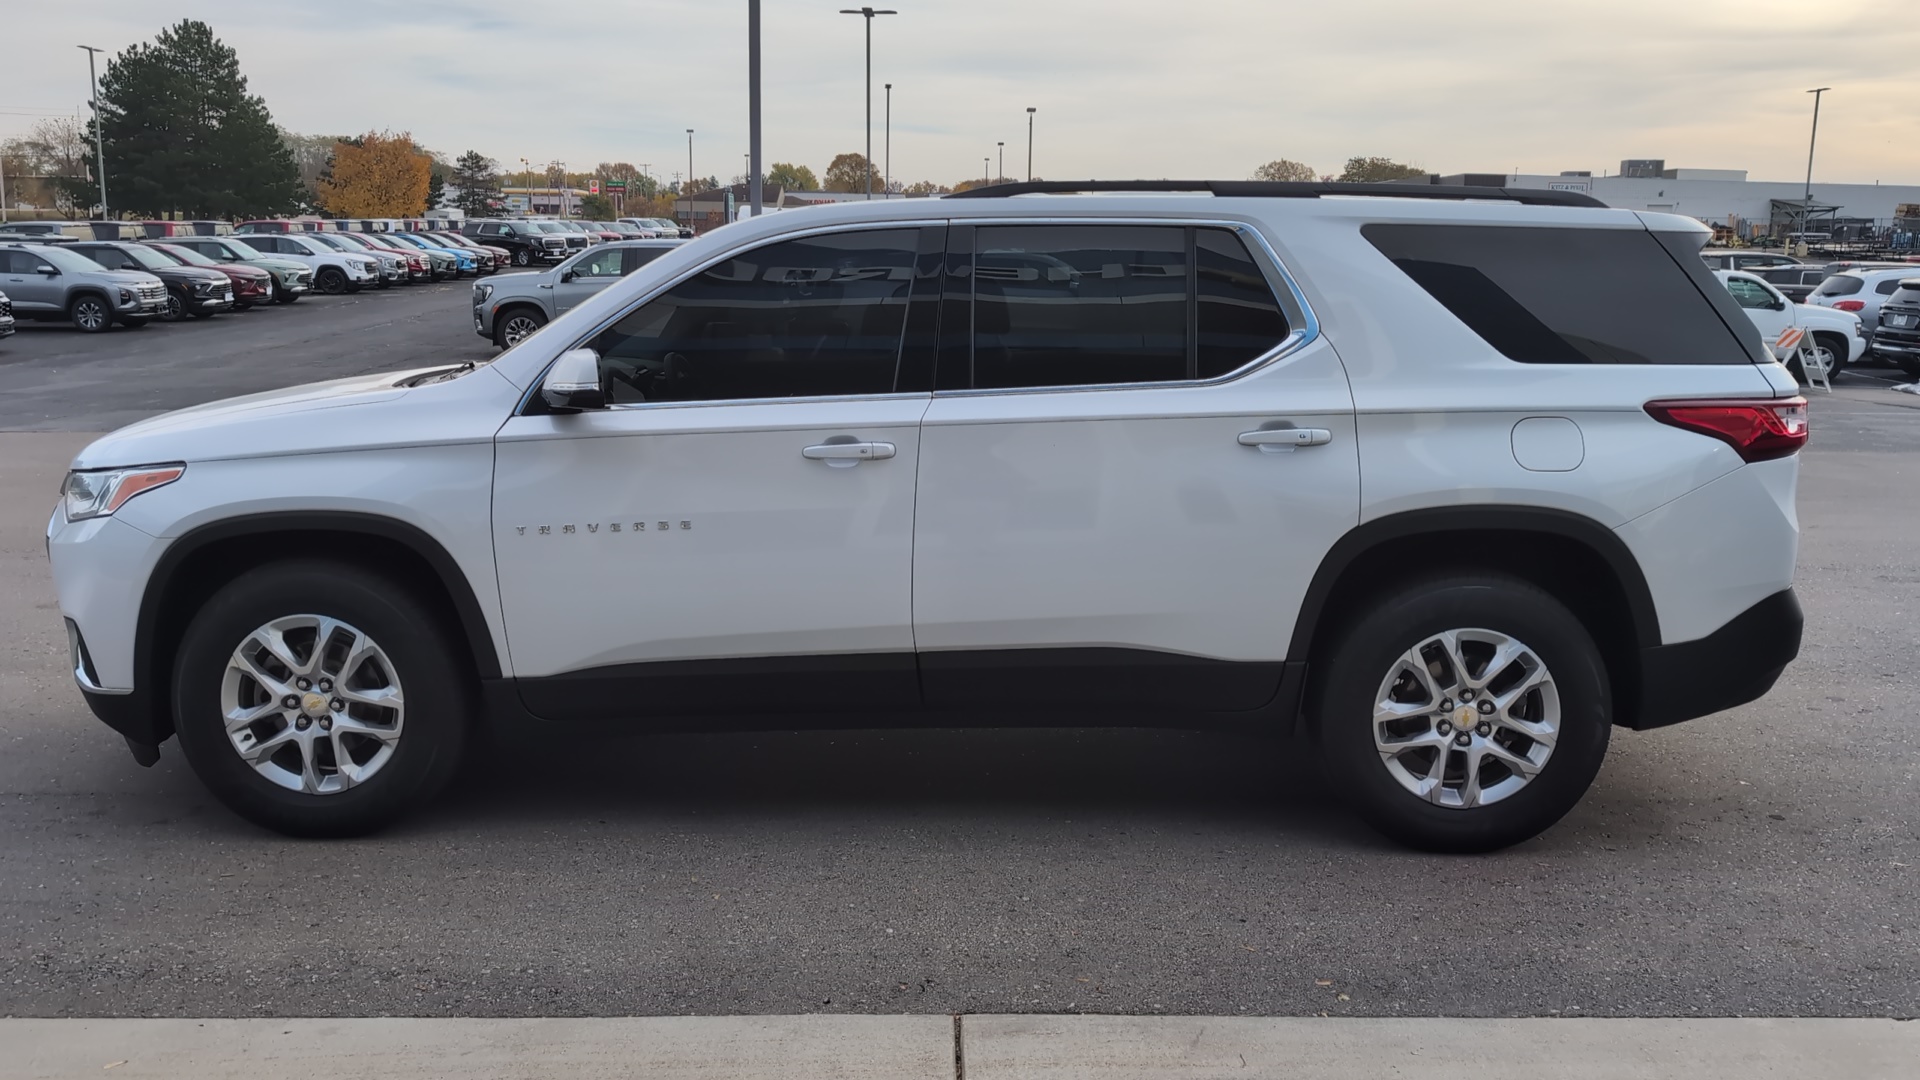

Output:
xmin=471 ymin=239 xmax=683 ymax=348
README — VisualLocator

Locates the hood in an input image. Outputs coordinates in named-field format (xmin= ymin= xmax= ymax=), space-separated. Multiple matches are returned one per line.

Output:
xmin=73 ymin=369 xmax=427 ymax=469
xmin=247 ymin=256 xmax=308 ymax=273
xmin=100 ymin=269 xmax=165 ymax=288
xmin=149 ymin=265 xmax=229 ymax=285
xmin=488 ymin=269 xmax=550 ymax=285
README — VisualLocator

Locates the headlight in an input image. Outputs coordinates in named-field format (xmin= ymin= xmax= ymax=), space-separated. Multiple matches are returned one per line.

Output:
xmin=62 ymin=465 xmax=185 ymax=522
xmin=474 ymin=283 xmax=494 ymax=303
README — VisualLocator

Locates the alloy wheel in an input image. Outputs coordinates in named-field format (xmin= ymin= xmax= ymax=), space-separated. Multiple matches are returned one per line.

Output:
xmin=219 ymin=614 xmax=405 ymax=795
xmin=72 ymin=299 xmax=108 ymax=332
xmin=501 ymin=315 xmax=542 ymax=346
xmin=1371 ymin=627 xmax=1560 ymax=809
xmin=163 ymin=294 xmax=186 ymax=322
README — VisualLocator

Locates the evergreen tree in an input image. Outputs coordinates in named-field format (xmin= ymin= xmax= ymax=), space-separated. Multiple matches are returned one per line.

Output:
xmin=451 ymin=151 xmax=502 ymax=217
xmin=427 ymin=171 xmax=446 ymax=210
xmin=93 ymin=20 xmax=302 ymax=218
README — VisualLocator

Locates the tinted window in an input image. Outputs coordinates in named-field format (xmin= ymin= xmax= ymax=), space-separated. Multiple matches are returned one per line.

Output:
xmin=973 ymin=225 xmax=1187 ymax=388
xmin=1724 ymin=277 xmax=1777 ymax=309
xmin=623 ymin=247 xmax=670 ymax=274
xmin=1196 ymin=229 xmax=1291 ymax=377
xmin=589 ymin=228 xmax=919 ymax=405
xmin=1364 ymin=224 xmax=1754 ymax=365
xmin=1812 ymin=275 xmax=1863 ymax=297
xmin=1875 ymin=279 xmax=1901 ymax=295
xmin=72 ymin=246 xmax=132 ymax=270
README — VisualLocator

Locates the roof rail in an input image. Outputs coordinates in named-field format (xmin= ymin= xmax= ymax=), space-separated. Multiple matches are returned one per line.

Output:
xmin=945 ymin=179 xmax=1607 ymax=209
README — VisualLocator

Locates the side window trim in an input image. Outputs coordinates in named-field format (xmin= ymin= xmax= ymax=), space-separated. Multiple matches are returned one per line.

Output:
xmin=933 ymin=219 xmax=1314 ymax=397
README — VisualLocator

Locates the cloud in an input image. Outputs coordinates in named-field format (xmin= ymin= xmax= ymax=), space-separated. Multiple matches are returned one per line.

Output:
xmin=3 ymin=0 xmax=1915 ymax=187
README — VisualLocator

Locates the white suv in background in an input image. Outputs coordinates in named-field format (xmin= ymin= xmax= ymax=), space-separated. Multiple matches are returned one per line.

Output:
xmin=226 ymin=233 xmax=380 ymax=295
xmin=1717 ymin=270 xmax=1865 ymax=378
xmin=47 ymin=181 xmax=1806 ymax=851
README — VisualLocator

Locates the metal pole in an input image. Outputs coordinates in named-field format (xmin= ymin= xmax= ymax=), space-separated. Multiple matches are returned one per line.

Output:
xmin=748 ymin=0 xmax=763 ymax=217
xmin=0 ymin=150 xmax=9 ymax=223
xmin=1803 ymin=87 xmax=1829 ymax=239
xmin=841 ymin=10 xmax=895 ymax=199
xmin=997 ymin=141 xmax=1004 ymax=183
xmin=79 ymin=46 xmax=107 ymax=217
xmin=686 ymin=128 xmax=694 ymax=230
xmin=884 ymin=83 xmax=891 ymax=196
xmin=983 ymin=157 xmax=989 ymax=183
xmin=1026 ymin=107 xmax=1036 ymax=182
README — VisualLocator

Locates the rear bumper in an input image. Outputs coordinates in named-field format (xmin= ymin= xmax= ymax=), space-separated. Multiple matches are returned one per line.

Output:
xmin=1629 ymin=588 xmax=1801 ymax=730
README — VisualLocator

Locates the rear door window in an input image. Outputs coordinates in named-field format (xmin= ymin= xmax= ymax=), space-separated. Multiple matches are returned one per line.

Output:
xmin=962 ymin=225 xmax=1292 ymax=390
xmin=1363 ymin=224 xmax=1757 ymax=365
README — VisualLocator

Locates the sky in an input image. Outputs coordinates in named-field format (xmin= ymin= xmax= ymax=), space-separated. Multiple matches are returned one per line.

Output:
xmin=3 ymin=0 xmax=1916 ymax=189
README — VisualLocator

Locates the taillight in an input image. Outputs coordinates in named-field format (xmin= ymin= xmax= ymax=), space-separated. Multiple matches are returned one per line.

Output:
xmin=1645 ymin=398 xmax=1808 ymax=463
xmin=1832 ymin=300 xmax=1866 ymax=312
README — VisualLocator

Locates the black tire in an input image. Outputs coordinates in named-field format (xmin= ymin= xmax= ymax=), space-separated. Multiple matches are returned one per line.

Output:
xmin=1314 ymin=573 xmax=1611 ymax=853
xmin=493 ymin=306 xmax=548 ymax=349
xmin=1811 ymin=332 xmax=1849 ymax=379
xmin=513 ymin=247 xmax=532 ymax=267
xmin=69 ymin=294 xmax=113 ymax=333
xmin=171 ymin=560 xmax=471 ymax=837
xmin=315 ymin=267 xmax=348 ymax=295
xmin=160 ymin=292 xmax=188 ymax=323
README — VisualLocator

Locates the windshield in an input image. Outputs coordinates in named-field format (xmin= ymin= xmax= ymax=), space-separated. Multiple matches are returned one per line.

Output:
xmin=24 ymin=245 xmax=110 ymax=273
xmin=307 ymin=234 xmax=352 ymax=250
xmin=151 ymin=243 xmax=216 ymax=267
xmin=116 ymin=244 xmax=179 ymax=270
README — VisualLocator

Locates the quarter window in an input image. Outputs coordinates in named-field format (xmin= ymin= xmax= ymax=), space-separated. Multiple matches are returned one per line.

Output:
xmin=966 ymin=225 xmax=1291 ymax=390
xmin=1875 ymin=279 xmax=1901 ymax=295
xmin=589 ymin=228 xmax=921 ymax=405
xmin=1364 ymin=224 xmax=1756 ymax=365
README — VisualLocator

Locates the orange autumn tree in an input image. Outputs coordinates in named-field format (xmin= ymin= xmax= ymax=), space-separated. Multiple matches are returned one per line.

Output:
xmin=317 ymin=131 xmax=431 ymax=217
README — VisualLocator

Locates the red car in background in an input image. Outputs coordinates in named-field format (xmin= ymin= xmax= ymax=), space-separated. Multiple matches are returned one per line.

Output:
xmin=144 ymin=241 xmax=275 ymax=309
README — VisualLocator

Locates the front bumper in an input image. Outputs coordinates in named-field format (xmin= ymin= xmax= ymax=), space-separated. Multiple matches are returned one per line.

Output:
xmin=1869 ymin=323 xmax=1920 ymax=358
xmin=1629 ymin=589 xmax=1802 ymax=730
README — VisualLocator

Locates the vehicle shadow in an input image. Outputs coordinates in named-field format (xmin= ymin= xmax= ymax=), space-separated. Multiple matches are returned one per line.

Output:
xmin=426 ymin=722 xmax=1375 ymax=845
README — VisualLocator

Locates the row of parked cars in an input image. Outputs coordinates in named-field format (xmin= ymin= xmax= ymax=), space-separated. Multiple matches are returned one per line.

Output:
xmin=1699 ymin=249 xmax=1920 ymax=377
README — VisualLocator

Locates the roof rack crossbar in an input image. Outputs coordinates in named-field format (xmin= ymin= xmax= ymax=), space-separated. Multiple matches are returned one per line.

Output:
xmin=944 ymin=179 xmax=1607 ymax=209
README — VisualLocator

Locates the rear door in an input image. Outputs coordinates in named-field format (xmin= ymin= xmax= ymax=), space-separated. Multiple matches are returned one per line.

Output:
xmin=911 ymin=221 xmax=1357 ymax=712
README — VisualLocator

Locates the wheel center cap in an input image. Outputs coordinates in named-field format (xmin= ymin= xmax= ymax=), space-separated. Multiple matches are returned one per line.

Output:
xmin=300 ymin=692 xmax=331 ymax=718
xmin=1452 ymin=705 xmax=1478 ymax=729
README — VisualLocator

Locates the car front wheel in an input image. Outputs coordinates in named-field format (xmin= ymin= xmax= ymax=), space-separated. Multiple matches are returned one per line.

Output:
xmin=1315 ymin=573 xmax=1610 ymax=853
xmin=494 ymin=307 xmax=548 ymax=349
xmin=171 ymin=560 xmax=470 ymax=837
xmin=513 ymin=248 xmax=532 ymax=267
xmin=315 ymin=267 xmax=348 ymax=295
xmin=70 ymin=295 xmax=113 ymax=332
xmin=160 ymin=293 xmax=188 ymax=322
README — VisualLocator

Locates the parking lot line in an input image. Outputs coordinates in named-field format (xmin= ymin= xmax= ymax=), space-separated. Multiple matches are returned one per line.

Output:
xmin=7 ymin=1015 xmax=1917 ymax=1079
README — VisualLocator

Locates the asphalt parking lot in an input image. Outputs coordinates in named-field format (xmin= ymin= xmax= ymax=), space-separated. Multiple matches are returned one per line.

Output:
xmin=0 ymin=294 xmax=1915 ymax=1020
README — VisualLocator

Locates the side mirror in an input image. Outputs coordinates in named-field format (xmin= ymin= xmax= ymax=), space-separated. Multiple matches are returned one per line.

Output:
xmin=560 ymin=268 xmax=576 ymax=282
xmin=540 ymin=348 xmax=606 ymax=411
xmin=36 ymin=264 xmax=59 ymax=276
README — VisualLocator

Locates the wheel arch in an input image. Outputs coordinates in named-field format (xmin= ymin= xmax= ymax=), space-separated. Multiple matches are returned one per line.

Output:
xmin=65 ymin=286 xmax=114 ymax=311
xmin=132 ymin=511 xmax=503 ymax=743
xmin=1288 ymin=506 xmax=1661 ymax=731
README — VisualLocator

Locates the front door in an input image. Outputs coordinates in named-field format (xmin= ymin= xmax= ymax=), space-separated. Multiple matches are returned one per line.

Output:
xmin=492 ymin=224 xmax=944 ymax=721
xmin=549 ymin=245 xmax=629 ymax=316
xmin=911 ymin=223 xmax=1359 ymax=712
xmin=0 ymin=249 xmax=60 ymax=313
xmin=1725 ymin=273 xmax=1795 ymax=358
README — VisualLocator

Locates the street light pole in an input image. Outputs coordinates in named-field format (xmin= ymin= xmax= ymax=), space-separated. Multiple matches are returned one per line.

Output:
xmin=1026 ymin=107 xmax=1036 ymax=182
xmin=983 ymin=157 xmax=990 ymax=184
xmin=884 ymin=83 xmax=892 ymax=196
xmin=518 ymin=157 xmax=531 ymax=213
xmin=748 ymin=0 xmax=764 ymax=217
xmin=840 ymin=7 xmax=896 ymax=199
xmin=1802 ymin=87 xmax=1829 ymax=241
xmin=997 ymin=141 xmax=1004 ymax=183
xmin=78 ymin=45 xmax=107 ymax=218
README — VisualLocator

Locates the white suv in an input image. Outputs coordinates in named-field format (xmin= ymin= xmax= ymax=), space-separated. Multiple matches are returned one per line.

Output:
xmin=46 ymin=181 xmax=1807 ymax=851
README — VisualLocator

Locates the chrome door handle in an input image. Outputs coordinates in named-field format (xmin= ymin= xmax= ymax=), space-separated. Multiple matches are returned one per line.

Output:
xmin=1239 ymin=428 xmax=1332 ymax=451
xmin=802 ymin=441 xmax=897 ymax=467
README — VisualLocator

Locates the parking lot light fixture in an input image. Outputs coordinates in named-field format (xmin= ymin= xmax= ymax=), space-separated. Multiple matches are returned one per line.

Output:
xmin=1803 ymin=87 xmax=1829 ymax=240
xmin=1026 ymin=107 xmax=1036 ymax=182
xmin=998 ymin=141 xmax=1004 ymax=184
xmin=79 ymin=45 xmax=108 ymax=217
xmin=839 ymin=7 xmax=896 ymax=199
xmin=884 ymin=83 xmax=892 ymax=196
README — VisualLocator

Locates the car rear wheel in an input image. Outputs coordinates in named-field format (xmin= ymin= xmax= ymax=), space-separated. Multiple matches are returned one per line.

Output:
xmin=1314 ymin=573 xmax=1611 ymax=853
xmin=171 ymin=560 xmax=470 ymax=837
xmin=69 ymin=295 xmax=112 ymax=332
xmin=494 ymin=307 xmax=548 ymax=349
xmin=315 ymin=267 xmax=348 ymax=295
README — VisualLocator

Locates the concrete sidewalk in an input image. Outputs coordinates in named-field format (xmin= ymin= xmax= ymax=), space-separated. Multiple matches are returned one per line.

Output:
xmin=7 ymin=1015 xmax=1917 ymax=1079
